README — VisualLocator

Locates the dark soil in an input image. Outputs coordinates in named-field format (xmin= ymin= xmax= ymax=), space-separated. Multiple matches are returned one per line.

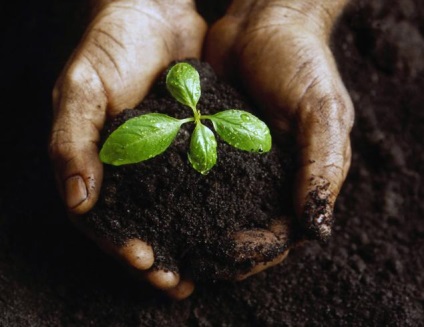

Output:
xmin=0 ymin=0 xmax=423 ymax=326
xmin=86 ymin=60 xmax=295 ymax=280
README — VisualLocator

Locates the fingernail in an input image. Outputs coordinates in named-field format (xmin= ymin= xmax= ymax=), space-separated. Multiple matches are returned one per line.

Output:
xmin=65 ymin=175 xmax=88 ymax=209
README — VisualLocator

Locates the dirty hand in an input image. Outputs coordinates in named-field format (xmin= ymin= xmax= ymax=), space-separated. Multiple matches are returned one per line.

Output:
xmin=207 ymin=0 xmax=354 ymax=275
xmin=49 ymin=0 xmax=206 ymax=299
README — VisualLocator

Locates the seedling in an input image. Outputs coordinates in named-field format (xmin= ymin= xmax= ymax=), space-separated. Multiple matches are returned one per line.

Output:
xmin=100 ymin=63 xmax=272 ymax=174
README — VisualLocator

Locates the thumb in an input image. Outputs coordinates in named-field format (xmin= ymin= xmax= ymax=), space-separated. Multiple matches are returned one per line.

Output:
xmin=295 ymin=83 xmax=354 ymax=241
xmin=49 ymin=59 xmax=107 ymax=214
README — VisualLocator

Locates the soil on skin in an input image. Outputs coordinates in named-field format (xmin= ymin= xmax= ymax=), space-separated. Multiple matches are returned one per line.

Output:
xmin=0 ymin=0 xmax=423 ymax=326
xmin=85 ymin=60 xmax=295 ymax=280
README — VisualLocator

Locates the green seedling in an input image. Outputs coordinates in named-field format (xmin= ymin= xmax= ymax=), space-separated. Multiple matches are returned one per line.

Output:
xmin=100 ymin=63 xmax=272 ymax=174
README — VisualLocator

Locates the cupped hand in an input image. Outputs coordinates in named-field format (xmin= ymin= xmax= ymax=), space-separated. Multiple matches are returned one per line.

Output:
xmin=206 ymin=0 xmax=354 ymax=274
xmin=49 ymin=0 xmax=206 ymax=299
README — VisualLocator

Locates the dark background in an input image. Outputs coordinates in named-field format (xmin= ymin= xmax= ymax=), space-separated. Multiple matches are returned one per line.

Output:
xmin=0 ymin=1 xmax=423 ymax=326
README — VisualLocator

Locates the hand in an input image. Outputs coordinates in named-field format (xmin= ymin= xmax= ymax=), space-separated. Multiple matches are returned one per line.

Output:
xmin=206 ymin=0 xmax=354 ymax=268
xmin=49 ymin=0 xmax=207 ymax=299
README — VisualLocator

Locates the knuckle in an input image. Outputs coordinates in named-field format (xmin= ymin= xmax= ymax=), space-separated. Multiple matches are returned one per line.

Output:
xmin=61 ymin=61 xmax=105 ymax=100
xmin=299 ymin=93 xmax=337 ymax=124
xmin=300 ymin=90 xmax=354 ymax=135
xmin=48 ymin=138 xmax=70 ymax=162
xmin=317 ymin=94 xmax=344 ymax=117
xmin=48 ymin=130 xmax=78 ymax=163
xmin=62 ymin=65 xmax=89 ymax=90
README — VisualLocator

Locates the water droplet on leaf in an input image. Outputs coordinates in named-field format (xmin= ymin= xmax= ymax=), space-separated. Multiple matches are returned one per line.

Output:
xmin=241 ymin=113 xmax=250 ymax=122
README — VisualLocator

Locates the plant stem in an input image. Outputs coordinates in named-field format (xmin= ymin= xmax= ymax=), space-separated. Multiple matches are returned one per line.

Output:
xmin=191 ymin=106 xmax=201 ymax=124
xmin=179 ymin=117 xmax=195 ymax=124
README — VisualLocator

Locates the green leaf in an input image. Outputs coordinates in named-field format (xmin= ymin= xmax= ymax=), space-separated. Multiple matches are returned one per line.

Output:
xmin=208 ymin=110 xmax=272 ymax=152
xmin=188 ymin=123 xmax=217 ymax=175
xmin=100 ymin=113 xmax=183 ymax=165
xmin=166 ymin=63 xmax=201 ymax=109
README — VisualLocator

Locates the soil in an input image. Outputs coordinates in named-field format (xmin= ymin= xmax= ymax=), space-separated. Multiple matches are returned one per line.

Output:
xmin=0 ymin=0 xmax=423 ymax=326
xmin=86 ymin=60 xmax=295 ymax=280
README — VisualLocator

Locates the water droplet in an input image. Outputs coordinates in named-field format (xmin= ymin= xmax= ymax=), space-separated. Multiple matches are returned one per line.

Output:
xmin=241 ymin=114 xmax=250 ymax=122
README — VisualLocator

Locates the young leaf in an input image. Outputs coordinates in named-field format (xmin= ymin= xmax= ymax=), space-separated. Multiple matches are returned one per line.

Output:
xmin=166 ymin=63 xmax=201 ymax=109
xmin=188 ymin=123 xmax=217 ymax=175
xmin=208 ymin=110 xmax=272 ymax=152
xmin=100 ymin=113 xmax=183 ymax=166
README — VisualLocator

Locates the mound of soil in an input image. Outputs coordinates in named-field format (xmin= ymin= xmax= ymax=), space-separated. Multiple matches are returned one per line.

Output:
xmin=0 ymin=0 xmax=423 ymax=326
xmin=86 ymin=61 xmax=295 ymax=280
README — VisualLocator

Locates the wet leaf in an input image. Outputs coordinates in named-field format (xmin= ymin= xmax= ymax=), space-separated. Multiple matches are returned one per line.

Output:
xmin=208 ymin=110 xmax=272 ymax=152
xmin=100 ymin=113 xmax=183 ymax=165
xmin=166 ymin=63 xmax=201 ymax=109
xmin=188 ymin=123 xmax=217 ymax=174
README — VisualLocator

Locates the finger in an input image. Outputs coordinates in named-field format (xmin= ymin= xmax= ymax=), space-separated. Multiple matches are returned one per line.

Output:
xmin=87 ymin=233 xmax=180 ymax=293
xmin=229 ymin=220 xmax=290 ymax=280
xmin=231 ymin=220 xmax=290 ymax=264
xmin=73 ymin=224 xmax=156 ymax=271
xmin=85 ymin=230 xmax=180 ymax=291
xmin=88 ymin=232 xmax=176 ymax=288
xmin=144 ymin=269 xmax=180 ymax=290
xmin=50 ymin=59 xmax=107 ymax=215
xmin=295 ymin=86 xmax=354 ymax=241
xmin=236 ymin=250 xmax=289 ymax=281
xmin=166 ymin=279 xmax=195 ymax=300
xmin=92 ymin=233 xmax=181 ymax=291
xmin=205 ymin=14 xmax=241 ymax=79
xmin=69 ymin=214 xmax=156 ymax=272
xmin=114 ymin=239 xmax=155 ymax=270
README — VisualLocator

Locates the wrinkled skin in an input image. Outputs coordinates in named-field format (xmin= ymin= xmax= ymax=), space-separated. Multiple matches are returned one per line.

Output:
xmin=49 ymin=0 xmax=354 ymax=299
xmin=206 ymin=0 xmax=354 ymax=240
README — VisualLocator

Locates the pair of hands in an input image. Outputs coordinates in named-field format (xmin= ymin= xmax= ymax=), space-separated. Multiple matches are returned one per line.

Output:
xmin=50 ymin=0 xmax=354 ymax=299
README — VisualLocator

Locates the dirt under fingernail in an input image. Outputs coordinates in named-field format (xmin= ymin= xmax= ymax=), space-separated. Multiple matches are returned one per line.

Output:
xmin=302 ymin=180 xmax=334 ymax=242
